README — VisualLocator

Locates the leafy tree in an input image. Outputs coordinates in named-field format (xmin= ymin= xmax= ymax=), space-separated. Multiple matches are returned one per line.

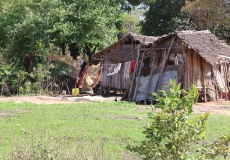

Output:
xmin=183 ymin=0 xmax=230 ymax=43
xmin=120 ymin=10 xmax=142 ymax=37
xmin=0 ymin=0 xmax=123 ymax=62
xmin=214 ymin=24 xmax=230 ymax=43
xmin=141 ymin=0 xmax=188 ymax=36
xmin=0 ymin=0 xmax=126 ymax=95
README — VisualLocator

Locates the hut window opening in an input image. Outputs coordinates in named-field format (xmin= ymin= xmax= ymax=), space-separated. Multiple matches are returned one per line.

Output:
xmin=141 ymin=58 xmax=151 ymax=77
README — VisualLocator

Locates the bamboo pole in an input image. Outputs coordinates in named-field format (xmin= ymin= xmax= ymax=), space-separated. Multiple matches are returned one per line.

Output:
xmin=155 ymin=37 xmax=175 ymax=92
xmin=132 ymin=52 xmax=145 ymax=102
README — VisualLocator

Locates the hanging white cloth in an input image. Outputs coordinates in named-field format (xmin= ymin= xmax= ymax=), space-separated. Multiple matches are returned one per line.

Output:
xmin=213 ymin=67 xmax=228 ymax=92
xmin=107 ymin=63 xmax=122 ymax=76
xmin=123 ymin=61 xmax=131 ymax=81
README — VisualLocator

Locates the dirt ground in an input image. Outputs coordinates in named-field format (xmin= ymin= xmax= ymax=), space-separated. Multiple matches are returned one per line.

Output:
xmin=0 ymin=95 xmax=230 ymax=116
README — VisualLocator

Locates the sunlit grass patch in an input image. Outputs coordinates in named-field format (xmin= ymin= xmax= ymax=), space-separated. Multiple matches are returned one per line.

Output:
xmin=0 ymin=101 xmax=229 ymax=159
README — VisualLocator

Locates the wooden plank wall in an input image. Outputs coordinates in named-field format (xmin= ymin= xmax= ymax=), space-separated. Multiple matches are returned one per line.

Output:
xmin=101 ymin=60 xmax=131 ymax=90
xmin=186 ymin=49 xmax=216 ymax=100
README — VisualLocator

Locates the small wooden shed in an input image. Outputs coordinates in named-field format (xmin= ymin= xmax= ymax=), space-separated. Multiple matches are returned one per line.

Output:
xmin=129 ymin=30 xmax=230 ymax=102
xmin=93 ymin=33 xmax=157 ymax=96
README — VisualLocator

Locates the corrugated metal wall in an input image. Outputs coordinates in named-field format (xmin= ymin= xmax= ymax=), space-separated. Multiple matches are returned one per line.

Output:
xmin=135 ymin=70 xmax=178 ymax=102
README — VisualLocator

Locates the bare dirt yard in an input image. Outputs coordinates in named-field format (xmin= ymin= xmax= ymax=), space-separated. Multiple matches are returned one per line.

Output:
xmin=0 ymin=95 xmax=230 ymax=116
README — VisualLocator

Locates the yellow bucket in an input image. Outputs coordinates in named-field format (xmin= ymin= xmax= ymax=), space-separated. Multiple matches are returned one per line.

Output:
xmin=72 ymin=88 xmax=79 ymax=96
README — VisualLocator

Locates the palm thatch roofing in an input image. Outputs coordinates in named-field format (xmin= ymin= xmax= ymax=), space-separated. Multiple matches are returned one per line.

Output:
xmin=93 ymin=33 xmax=157 ymax=63
xmin=154 ymin=30 xmax=230 ymax=65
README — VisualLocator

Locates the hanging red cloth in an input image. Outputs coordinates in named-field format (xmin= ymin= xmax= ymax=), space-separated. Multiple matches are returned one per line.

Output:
xmin=77 ymin=62 xmax=89 ymax=88
xmin=130 ymin=60 xmax=136 ymax=74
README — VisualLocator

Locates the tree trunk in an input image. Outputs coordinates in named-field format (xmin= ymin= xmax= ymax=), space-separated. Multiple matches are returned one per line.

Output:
xmin=61 ymin=42 xmax=66 ymax=55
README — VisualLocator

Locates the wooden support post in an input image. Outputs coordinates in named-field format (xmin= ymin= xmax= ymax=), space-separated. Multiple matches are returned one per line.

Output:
xmin=120 ymin=65 xmax=122 ymax=97
xmin=108 ymin=73 xmax=112 ymax=97
xmin=155 ymin=37 xmax=175 ymax=92
xmin=187 ymin=51 xmax=191 ymax=88
xmin=100 ymin=60 xmax=104 ymax=96
xmin=227 ymin=64 xmax=230 ymax=100
xmin=223 ymin=63 xmax=230 ymax=100
xmin=200 ymin=56 xmax=207 ymax=102
xmin=132 ymin=52 xmax=145 ymax=102
xmin=214 ymin=84 xmax=218 ymax=101
xmin=182 ymin=47 xmax=187 ymax=90
xmin=128 ymin=50 xmax=140 ymax=101
xmin=212 ymin=65 xmax=219 ymax=101
xmin=191 ymin=51 xmax=194 ymax=85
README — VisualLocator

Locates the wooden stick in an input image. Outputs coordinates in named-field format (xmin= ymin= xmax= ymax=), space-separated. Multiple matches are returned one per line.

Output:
xmin=182 ymin=47 xmax=187 ymax=90
xmin=212 ymin=65 xmax=219 ymax=101
xmin=191 ymin=51 xmax=194 ymax=84
xmin=187 ymin=51 xmax=190 ymax=88
xmin=120 ymin=64 xmax=122 ymax=96
xmin=132 ymin=52 xmax=145 ymax=102
xmin=223 ymin=63 xmax=230 ymax=100
xmin=200 ymin=56 xmax=207 ymax=102
xmin=127 ymin=50 xmax=140 ymax=101
xmin=144 ymin=53 xmax=156 ymax=101
xmin=127 ymin=38 xmax=135 ymax=101
xmin=227 ymin=64 xmax=230 ymax=100
xmin=155 ymin=37 xmax=175 ymax=92
xmin=153 ymin=46 xmax=183 ymax=50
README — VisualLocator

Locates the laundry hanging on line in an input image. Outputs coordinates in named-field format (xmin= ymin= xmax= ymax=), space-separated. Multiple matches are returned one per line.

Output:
xmin=107 ymin=63 xmax=122 ymax=76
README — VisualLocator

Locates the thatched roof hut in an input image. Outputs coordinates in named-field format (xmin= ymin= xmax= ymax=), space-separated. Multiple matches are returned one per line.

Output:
xmin=153 ymin=30 xmax=230 ymax=65
xmin=130 ymin=30 xmax=230 ymax=102
xmin=93 ymin=33 xmax=157 ymax=63
xmin=93 ymin=33 xmax=157 ymax=96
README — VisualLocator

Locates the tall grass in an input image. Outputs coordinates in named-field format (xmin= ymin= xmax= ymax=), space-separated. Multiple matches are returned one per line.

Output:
xmin=0 ymin=101 xmax=229 ymax=159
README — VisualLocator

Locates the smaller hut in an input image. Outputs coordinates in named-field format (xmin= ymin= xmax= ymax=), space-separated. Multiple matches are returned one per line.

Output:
xmin=129 ymin=30 xmax=230 ymax=102
xmin=93 ymin=33 xmax=157 ymax=96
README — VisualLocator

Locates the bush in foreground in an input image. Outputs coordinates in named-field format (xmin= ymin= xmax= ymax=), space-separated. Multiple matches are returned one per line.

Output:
xmin=127 ymin=80 xmax=229 ymax=160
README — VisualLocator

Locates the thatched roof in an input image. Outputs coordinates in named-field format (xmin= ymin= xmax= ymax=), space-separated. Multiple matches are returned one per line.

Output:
xmin=154 ymin=30 xmax=230 ymax=65
xmin=93 ymin=33 xmax=157 ymax=62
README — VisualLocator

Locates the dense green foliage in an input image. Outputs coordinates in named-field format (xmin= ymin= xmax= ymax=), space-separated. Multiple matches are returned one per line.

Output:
xmin=142 ymin=0 xmax=188 ymax=36
xmin=127 ymin=81 xmax=230 ymax=159
xmin=0 ymin=0 xmax=124 ymax=95
xmin=126 ymin=0 xmax=229 ymax=42
xmin=0 ymin=0 xmax=229 ymax=95
xmin=0 ymin=0 xmax=229 ymax=58
xmin=0 ymin=0 xmax=123 ymax=60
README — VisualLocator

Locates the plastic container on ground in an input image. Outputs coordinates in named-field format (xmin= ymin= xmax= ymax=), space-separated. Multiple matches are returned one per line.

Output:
xmin=72 ymin=88 xmax=79 ymax=96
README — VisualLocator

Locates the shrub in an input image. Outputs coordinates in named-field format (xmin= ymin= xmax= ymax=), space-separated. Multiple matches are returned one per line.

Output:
xmin=127 ymin=80 xmax=229 ymax=160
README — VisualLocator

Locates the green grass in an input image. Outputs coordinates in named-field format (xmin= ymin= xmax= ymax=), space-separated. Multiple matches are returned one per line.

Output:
xmin=0 ymin=101 xmax=229 ymax=159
